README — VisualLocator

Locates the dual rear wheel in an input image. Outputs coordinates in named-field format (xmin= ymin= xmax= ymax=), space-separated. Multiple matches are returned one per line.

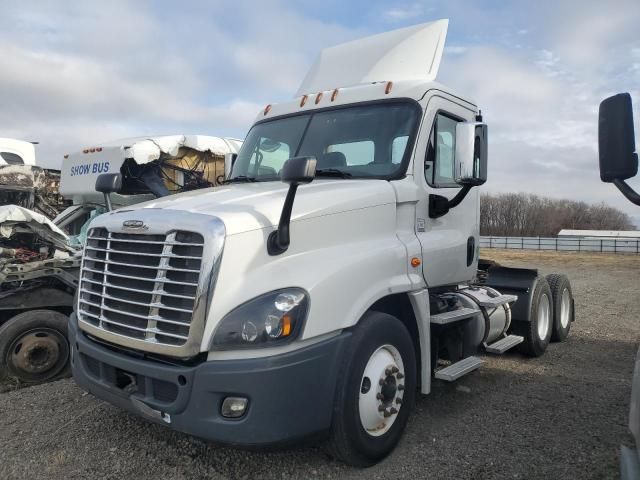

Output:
xmin=516 ymin=273 xmax=574 ymax=357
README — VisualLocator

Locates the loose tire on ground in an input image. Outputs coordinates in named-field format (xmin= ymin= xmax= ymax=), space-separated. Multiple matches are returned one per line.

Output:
xmin=0 ymin=310 xmax=70 ymax=384
xmin=546 ymin=274 xmax=574 ymax=342
xmin=327 ymin=311 xmax=416 ymax=467
xmin=515 ymin=277 xmax=553 ymax=357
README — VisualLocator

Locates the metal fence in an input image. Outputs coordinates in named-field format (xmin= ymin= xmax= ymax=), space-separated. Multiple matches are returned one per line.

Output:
xmin=479 ymin=236 xmax=640 ymax=254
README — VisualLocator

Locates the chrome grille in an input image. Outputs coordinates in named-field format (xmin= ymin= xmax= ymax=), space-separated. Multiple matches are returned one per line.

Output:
xmin=78 ymin=228 xmax=204 ymax=346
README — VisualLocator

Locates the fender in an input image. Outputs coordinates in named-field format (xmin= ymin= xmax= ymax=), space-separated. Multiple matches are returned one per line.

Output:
xmin=481 ymin=264 xmax=539 ymax=323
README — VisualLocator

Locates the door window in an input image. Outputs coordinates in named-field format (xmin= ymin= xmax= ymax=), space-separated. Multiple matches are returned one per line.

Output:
xmin=425 ymin=113 xmax=459 ymax=187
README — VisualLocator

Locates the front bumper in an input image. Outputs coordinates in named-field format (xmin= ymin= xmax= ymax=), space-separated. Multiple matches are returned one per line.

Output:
xmin=69 ymin=313 xmax=349 ymax=446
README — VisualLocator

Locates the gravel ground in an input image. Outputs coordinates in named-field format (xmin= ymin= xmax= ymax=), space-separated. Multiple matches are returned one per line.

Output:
xmin=0 ymin=250 xmax=638 ymax=479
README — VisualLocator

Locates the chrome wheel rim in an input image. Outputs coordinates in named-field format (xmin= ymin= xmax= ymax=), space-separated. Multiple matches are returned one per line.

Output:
xmin=537 ymin=294 xmax=551 ymax=340
xmin=359 ymin=344 xmax=405 ymax=437
xmin=560 ymin=288 xmax=571 ymax=329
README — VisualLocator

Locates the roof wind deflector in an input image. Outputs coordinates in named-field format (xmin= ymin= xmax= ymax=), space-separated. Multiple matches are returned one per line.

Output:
xmin=295 ymin=19 xmax=449 ymax=97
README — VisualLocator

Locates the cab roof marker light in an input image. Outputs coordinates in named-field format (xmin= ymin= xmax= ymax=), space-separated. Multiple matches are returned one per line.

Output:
xmin=385 ymin=81 xmax=393 ymax=94
xmin=89 ymin=147 xmax=96 ymax=153
xmin=96 ymin=147 xmax=103 ymax=152
xmin=63 ymin=154 xmax=69 ymax=159
xmin=331 ymin=88 xmax=339 ymax=101
xmin=315 ymin=92 xmax=323 ymax=104
xmin=300 ymin=95 xmax=308 ymax=107
xmin=82 ymin=149 xmax=89 ymax=154
xmin=263 ymin=104 xmax=272 ymax=116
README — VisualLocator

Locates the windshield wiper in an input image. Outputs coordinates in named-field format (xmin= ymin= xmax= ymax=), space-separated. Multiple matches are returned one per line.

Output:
xmin=315 ymin=169 xmax=352 ymax=178
xmin=223 ymin=175 xmax=258 ymax=184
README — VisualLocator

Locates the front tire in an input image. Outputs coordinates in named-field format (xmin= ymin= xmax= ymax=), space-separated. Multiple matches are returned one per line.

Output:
xmin=0 ymin=310 xmax=70 ymax=384
xmin=327 ymin=311 xmax=416 ymax=467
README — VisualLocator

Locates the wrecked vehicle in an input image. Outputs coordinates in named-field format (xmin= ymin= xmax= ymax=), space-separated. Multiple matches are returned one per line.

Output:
xmin=1 ymin=138 xmax=69 ymax=219
xmin=0 ymin=205 xmax=79 ymax=383
xmin=0 ymin=135 xmax=242 ymax=384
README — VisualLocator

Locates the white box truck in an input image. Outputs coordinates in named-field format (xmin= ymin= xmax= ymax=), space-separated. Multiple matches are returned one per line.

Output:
xmin=70 ymin=20 xmax=575 ymax=466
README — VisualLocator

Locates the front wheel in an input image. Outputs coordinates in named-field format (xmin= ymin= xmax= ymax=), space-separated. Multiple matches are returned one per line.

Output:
xmin=327 ymin=311 xmax=416 ymax=467
xmin=0 ymin=310 xmax=71 ymax=384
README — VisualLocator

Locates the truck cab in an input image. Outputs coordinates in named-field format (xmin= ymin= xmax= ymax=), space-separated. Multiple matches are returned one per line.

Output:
xmin=69 ymin=20 xmax=573 ymax=466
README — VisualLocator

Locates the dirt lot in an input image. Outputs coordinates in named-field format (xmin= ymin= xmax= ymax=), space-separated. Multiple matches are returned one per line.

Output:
xmin=0 ymin=249 xmax=638 ymax=479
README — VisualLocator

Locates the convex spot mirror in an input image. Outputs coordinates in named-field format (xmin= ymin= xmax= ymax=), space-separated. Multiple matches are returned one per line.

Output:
xmin=454 ymin=122 xmax=488 ymax=186
xmin=598 ymin=93 xmax=638 ymax=182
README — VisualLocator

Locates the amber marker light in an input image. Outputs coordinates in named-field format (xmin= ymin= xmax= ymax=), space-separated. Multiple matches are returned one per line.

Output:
xmin=282 ymin=315 xmax=292 ymax=336
xmin=331 ymin=88 xmax=339 ymax=101
xmin=315 ymin=92 xmax=323 ymax=104
xmin=385 ymin=81 xmax=393 ymax=94
xmin=411 ymin=257 xmax=421 ymax=267
xmin=300 ymin=95 xmax=308 ymax=107
xmin=263 ymin=104 xmax=272 ymax=116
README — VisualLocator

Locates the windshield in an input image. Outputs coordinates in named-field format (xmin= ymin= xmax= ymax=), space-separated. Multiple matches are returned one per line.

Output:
xmin=230 ymin=102 xmax=420 ymax=181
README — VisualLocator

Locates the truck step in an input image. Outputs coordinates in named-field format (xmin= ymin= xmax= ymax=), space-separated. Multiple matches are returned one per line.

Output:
xmin=430 ymin=307 xmax=480 ymax=325
xmin=476 ymin=294 xmax=518 ymax=308
xmin=434 ymin=356 xmax=484 ymax=381
xmin=485 ymin=335 xmax=524 ymax=354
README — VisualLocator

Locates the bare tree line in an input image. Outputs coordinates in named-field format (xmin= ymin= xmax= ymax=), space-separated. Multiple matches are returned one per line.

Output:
xmin=480 ymin=193 xmax=636 ymax=237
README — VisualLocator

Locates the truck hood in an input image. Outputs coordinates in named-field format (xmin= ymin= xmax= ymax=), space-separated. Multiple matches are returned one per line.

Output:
xmin=127 ymin=180 xmax=397 ymax=235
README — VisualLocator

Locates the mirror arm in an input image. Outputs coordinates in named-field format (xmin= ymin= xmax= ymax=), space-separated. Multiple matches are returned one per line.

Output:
xmin=429 ymin=185 xmax=472 ymax=219
xmin=613 ymin=179 xmax=640 ymax=206
xmin=267 ymin=183 xmax=299 ymax=255
xmin=103 ymin=193 xmax=113 ymax=212
xmin=447 ymin=184 xmax=472 ymax=209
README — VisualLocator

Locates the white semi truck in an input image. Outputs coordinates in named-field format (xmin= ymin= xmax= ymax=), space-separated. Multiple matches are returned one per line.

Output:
xmin=597 ymin=93 xmax=640 ymax=480
xmin=70 ymin=20 xmax=575 ymax=466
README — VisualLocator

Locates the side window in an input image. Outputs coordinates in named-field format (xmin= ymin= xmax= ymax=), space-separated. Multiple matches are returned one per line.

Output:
xmin=327 ymin=141 xmax=374 ymax=166
xmin=425 ymin=113 xmax=459 ymax=187
xmin=0 ymin=152 xmax=25 ymax=165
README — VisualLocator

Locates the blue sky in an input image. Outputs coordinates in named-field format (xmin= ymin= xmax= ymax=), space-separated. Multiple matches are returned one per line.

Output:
xmin=2 ymin=0 xmax=640 ymax=224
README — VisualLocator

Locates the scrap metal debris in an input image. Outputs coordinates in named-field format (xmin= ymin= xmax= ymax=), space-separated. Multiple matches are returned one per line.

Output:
xmin=0 ymin=165 xmax=69 ymax=219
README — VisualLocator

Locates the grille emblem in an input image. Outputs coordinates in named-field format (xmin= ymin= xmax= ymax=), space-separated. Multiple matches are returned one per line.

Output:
xmin=122 ymin=220 xmax=147 ymax=230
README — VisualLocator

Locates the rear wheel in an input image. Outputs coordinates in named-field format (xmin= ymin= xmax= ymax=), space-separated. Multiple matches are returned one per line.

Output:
xmin=516 ymin=277 xmax=553 ymax=357
xmin=546 ymin=274 xmax=574 ymax=342
xmin=327 ymin=311 xmax=416 ymax=467
xmin=0 ymin=310 xmax=70 ymax=384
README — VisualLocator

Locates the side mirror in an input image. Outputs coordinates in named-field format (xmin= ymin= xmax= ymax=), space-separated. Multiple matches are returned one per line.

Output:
xmin=454 ymin=122 xmax=488 ymax=186
xmin=224 ymin=153 xmax=237 ymax=181
xmin=281 ymin=156 xmax=317 ymax=185
xmin=267 ymin=156 xmax=317 ymax=255
xmin=430 ymin=122 xmax=487 ymax=219
xmin=598 ymin=93 xmax=638 ymax=182
xmin=598 ymin=93 xmax=640 ymax=206
xmin=95 ymin=173 xmax=122 ymax=211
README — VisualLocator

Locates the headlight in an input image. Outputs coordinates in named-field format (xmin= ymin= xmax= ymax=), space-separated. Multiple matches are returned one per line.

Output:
xmin=211 ymin=288 xmax=309 ymax=349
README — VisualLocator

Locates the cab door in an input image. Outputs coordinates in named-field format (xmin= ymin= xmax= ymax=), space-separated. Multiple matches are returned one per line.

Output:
xmin=412 ymin=93 xmax=479 ymax=287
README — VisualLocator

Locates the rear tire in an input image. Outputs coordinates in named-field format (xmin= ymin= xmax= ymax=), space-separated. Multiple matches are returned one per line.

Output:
xmin=0 ymin=310 xmax=70 ymax=384
xmin=516 ymin=277 xmax=553 ymax=357
xmin=327 ymin=311 xmax=416 ymax=467
xmin=546 ymin=274 xmax=574 ymax=342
